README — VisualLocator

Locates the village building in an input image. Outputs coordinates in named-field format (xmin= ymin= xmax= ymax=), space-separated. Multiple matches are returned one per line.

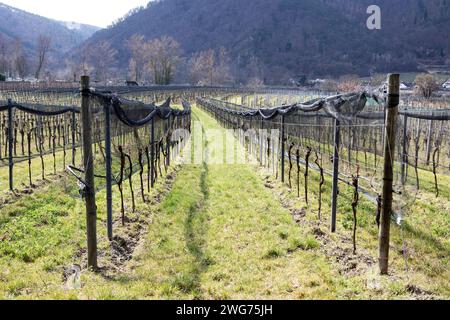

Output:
xmin=442 ymin=78 xmax=450 ymax=90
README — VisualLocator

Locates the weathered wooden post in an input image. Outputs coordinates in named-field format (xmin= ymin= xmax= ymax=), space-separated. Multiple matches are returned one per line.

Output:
xmin=8 ymin=99 xmax=13 ymax=191
xmin=80 ymin=76 xmax=98 ymax=269
xmin=259 ymin=117 xmax=263 ymax=165
xmin=151 ymin=117 xmax=155 ymax=188
xmin=330 ymin=119 xmax=340 ymax=233
xmin=400 ymin=114 xmax=408 ymax=185
xmin=379 ymin=74 xmax=400 ymax=275
xmin=166 ymin=115 xmax=171 ymax=167
xmin=281 ymin=115 xmax=286 ymax=183
xmin=425 ymin=120 xmax=433 ymax=166
xmin=71 ymin=110 xmax=76 ymax=166
xmin=104 ymin=99 xmax=113 ymax=241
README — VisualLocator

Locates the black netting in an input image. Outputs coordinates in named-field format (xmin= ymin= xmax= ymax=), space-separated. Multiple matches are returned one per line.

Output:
xmin=0 ymin=100 xmax=80 ymax=190
xmin=196 ymin=90 xmax=450 ymax=210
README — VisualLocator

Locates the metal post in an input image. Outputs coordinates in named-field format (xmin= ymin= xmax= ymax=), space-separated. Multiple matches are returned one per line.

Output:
xmin=166 ymin=116 xmax=171 ymax=167
xmin=150 ymin=117 xmax=155 ymax=188
xmin=331 ymin=119 xmax=340 ymax=233
xmin=104 ymin=101 xmax=113 ymax=241
xmin=80 ymin=76 xmax=97 ymax=269
xmin=7 ymin=99 xmax=13 ymax=191
xmin=379 ymin=73 xmax=400 ymax=275
xmin=425 ymin=120 xmax=433 ymax=165
xmin=71 ymin=110 xmax=76 ymax=166
xmin=281 ymin=115 xmax=286 ymax=183
xmin=260 ymin=117 xmax=264 ymax=165
xmin=401 ymin=114 xmax=408 ymax=185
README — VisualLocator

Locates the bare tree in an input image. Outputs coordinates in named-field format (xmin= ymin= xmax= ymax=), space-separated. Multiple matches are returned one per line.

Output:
xmin=159 ymin=36 xmax=181 ymax=85
xmin=215 ymin=47 xmax=233 ymax=85
xmin=128 ymin=58 xmax=138 ymax=83
xmin=370 ymin=73 xmax=387 ymax=87
xmin=12 ymin=38 xmax=28 ymax=80
xmin=0 ymin=34 xmax=9 ymax=77
xmin=205 ymin=50 xmax=215 ymax=86
xmin=247 ymin=55 xmax=264 ymax=83
xmin=63 ymin=58 xmax=80 ymax=82
xmin=188 ymin=47 xmax=232 ymax=86
xmin=337 ymin=74 xmax=362 ymax=93
xmin=415 ymin=73 xmax=440 ymax=98
xmin=79 ymin=45 xmax=93 ymax=76
xmin=15 ymin=56 xmax=28 ymax=80
xmin=321 ymin=79 xmax=338 ymax=92
xmin=188 ymin=49 xmax=215 ymax=85
xmin=146 ymin=36 xmax=181 ymax=85
xmin=86 ymin=41 xmax=117 ymax=83
xmin=35 ymin=35 xmax=51 ymax=80
xmin=126 ymin=34 xmax=147 ymax=82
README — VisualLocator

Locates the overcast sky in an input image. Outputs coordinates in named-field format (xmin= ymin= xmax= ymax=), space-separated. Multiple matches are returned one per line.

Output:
xmin=1 ymin=0 xmax=151 ymax=28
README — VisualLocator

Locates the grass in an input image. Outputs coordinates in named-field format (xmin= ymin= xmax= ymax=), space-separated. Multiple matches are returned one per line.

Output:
xmin=0 ymin=178 xmax=85 ymax=298
xmin=39 ymin=106 xmax=350 ymax=299
xmin=0 ymin=105 xmax=448 ymax=300
xmin=0 ymin=146 xmax=79 ymax=198
xmin=263 ymin=141 xmax=450 ymax=299
xmin=0 ymin=135 xmax=179 ymax=299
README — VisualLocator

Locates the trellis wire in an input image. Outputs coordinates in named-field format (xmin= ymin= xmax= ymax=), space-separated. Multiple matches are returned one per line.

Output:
xmin=81 ymin=87 xmax=192 ymax=240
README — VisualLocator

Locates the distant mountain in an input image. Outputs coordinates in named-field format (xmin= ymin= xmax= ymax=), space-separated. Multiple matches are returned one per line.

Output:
xmin=0 ymin=2 xmax=100 ymax=63
xmin=58 ymin=21 xmax=100 ymax=42
xmin=81 ymin=0 xmax=450 ymax=84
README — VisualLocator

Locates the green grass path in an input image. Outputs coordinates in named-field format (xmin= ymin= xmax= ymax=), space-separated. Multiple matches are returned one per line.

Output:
xmin=71 ymin=106 xmax=347 ymax=299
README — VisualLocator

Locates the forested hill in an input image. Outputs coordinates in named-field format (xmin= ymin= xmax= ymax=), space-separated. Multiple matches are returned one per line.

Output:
xmin=0 ymin=2 xmax=100 ymax=55
xmin=82 ymin=0 xmax=450 ymax=83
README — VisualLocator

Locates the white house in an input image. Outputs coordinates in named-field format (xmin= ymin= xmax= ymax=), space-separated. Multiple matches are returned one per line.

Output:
xmin=400 ymin=83 xmax=409 ymax=90
xmin=442 ymin=78 xmax=450 ymax=90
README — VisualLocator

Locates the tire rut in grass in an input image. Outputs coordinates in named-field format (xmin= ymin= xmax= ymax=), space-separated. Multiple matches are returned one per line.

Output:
xmin=176 ymin=122 xmax=212 ymax=297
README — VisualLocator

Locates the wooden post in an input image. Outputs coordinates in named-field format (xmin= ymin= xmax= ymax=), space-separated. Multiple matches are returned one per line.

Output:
xmin=281 ymin=115 xmax=286 ymax=183
xmin=71 ymin=110 xmax=76 ymax=166
xmin=166 ymin=115 xmax=171 ymax=167
xmin=400 ymin=114 xmax=408 ymax=185
xmin=379 ymin=74 xmax=400 ymax=275
xmin=425 ymin=120 xmax=433 ymax=166
xmin=80 ymin=76 xmax=98 ymax=269
xmin=330 ymin=119 xmax=340 ymax=233
xmin=150 ymin=117 xmax=155 ymax=188
xmin=260 ymin=117 xmax=264 ymax=165
xmin=7 ymin=99 xmax=13 ymax=191
xmin=104 ymin=100 xmax=113 ymax=241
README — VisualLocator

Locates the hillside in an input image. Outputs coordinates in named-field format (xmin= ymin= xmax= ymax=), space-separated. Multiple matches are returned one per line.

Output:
xmin=0 ymin=2 xmax=100 ymax=70
xmin=81 ymin=0 xmax=450 ymax=83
